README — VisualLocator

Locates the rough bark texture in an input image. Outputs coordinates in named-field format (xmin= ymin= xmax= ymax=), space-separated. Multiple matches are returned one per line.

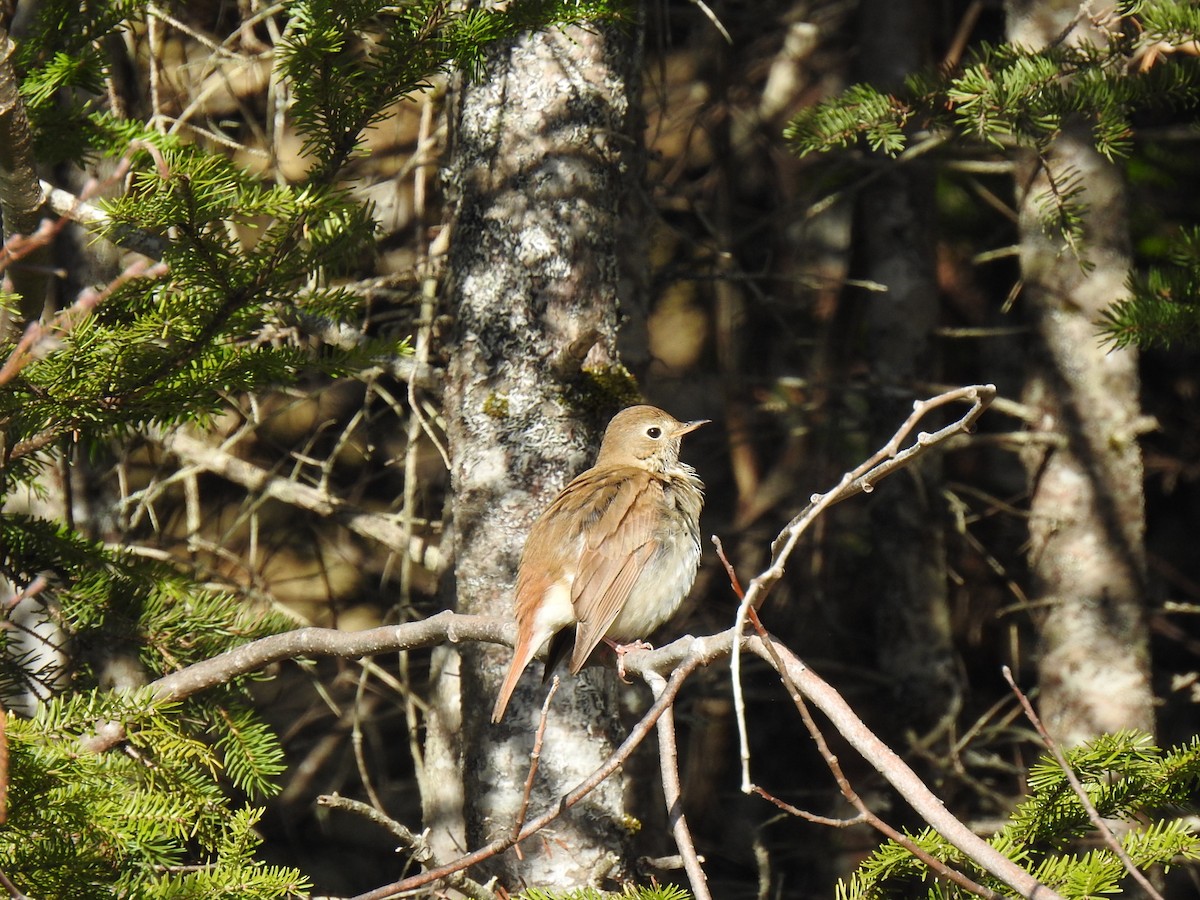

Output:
xmin=854 ymin=0 xmax=960 ymax=735
xmin=436 ymin=21 xmax=643 ymax=889
xmin=1006 ymin=1 xmax=1155 ymax=747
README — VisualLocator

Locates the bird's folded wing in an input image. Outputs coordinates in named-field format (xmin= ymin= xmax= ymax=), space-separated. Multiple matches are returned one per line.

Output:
xmin=567 ymin=468 xmax=662 ymax=672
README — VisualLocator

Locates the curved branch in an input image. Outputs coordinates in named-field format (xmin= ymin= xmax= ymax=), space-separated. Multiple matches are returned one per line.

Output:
xmin=76 ymin=604 xmax=1060 ymax=900
xmin=730 ymin=384 xmax=996 ymax=790
xmin=648 ymin=671 xmax=712 ymax=900
xmin=735 ymin=634 xmax=1062 ymax=900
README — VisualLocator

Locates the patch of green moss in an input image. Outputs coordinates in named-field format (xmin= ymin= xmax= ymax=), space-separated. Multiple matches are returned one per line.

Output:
xmin=483 ymin=392 xmax=510 ymax=418
xmin=563 ymin=362 xmax=642 ymax=414
xmin=618 ymin=813 xmax=642 ymax=834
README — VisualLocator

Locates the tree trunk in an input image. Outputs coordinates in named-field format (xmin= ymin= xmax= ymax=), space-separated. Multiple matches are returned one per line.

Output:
xmin=1006 ymin=0 xmax=1155 ymax=747
xmin=854 ymin=0 xmax=960 ymax=737
xmin=434 ymin=17 xmax=645 ymax=890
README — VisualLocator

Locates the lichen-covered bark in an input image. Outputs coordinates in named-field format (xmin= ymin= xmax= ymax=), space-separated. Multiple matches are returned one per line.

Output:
xmin=1006 ymin=1 xmax=1154 ymax=746
xmin=434 ymin=21 xmax=643 ymax=888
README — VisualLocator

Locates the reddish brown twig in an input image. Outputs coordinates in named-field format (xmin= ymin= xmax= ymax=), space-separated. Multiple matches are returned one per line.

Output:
xmin=511 ymin=676 xmax=559 ymax=851
xmin=2 ymin=575 xmax=48 ymax=612
xmin=0 ymin=259 xmax=169 ymax=388
xmin=714 ymin=540 xmax=1000 ymax=899
xmin=346 ymin=655 xmax=704 ymax=900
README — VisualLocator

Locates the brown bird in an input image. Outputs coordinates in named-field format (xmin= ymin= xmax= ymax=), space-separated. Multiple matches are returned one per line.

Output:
xmin=491 ymin=405 xmax=708 ymax=723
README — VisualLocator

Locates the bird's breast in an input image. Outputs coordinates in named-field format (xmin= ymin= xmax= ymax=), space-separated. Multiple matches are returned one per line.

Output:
xmin=606 ymin=527 xmax=701 ymax=641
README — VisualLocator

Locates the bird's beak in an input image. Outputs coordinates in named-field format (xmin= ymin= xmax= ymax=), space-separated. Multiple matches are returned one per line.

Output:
xmin=675 ymin=418 xmax=711 ymax=436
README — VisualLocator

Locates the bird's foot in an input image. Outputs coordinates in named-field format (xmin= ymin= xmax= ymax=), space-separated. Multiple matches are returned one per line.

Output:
xmin=604 ymin=638 xmax=654 ymax=683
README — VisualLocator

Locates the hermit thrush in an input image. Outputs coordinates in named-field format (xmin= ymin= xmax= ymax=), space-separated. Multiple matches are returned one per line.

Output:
xmin=491 ymin=405 xmax=708 ymax=723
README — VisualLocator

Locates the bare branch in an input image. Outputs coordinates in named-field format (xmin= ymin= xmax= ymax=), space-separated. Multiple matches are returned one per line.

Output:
xmin=716 ymin=535 xmax=1001 ymax=898
xmin=729 ymin=634 xmax=1061 ymax=900
xmin=730 ymin=384 xmax=996 ymax=790
xmin=345 ymin=650 xmax=706 ymax=900
xmin=162 ymin=430 xmax=444 ymax=571
xmin=317 ymin=793 xmax=499 ymax=900
xmin=648 ymin=671 xmax=712 ymax=900
xmin=319 ymin=792 xmax=433 ymax=852
xmin=512 ymin=676 xmax=559 ymax=847
xmin=68 ymin=601 xmax=1060 ymax=900
xmin=744 ymin=603 xmax=1002 ymax=899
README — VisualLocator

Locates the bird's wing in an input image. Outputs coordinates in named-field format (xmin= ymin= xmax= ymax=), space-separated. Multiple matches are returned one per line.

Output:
xmin=566 ymin=466 xmax=662 ymax=672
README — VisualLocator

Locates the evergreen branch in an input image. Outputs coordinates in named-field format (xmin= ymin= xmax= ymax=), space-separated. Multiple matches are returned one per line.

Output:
xmin=787 ymin=12 xmax=1200 ymax=161
xmin=281 ymin=0 xmax=622 ymax=182
xmin=1100 ymin=227 xmax=1200 ymax=349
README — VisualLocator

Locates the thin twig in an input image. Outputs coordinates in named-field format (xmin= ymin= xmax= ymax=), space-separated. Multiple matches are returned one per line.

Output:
xmin=690 ymin=0 xmax=732 ymax=44
xmin=2 ymin=575 xmax=48 ymax=612
xmin=729 ymin=384 xmax=996 ymax=792
xmin=319 ymin=793 xmax=433 ymax=852
xmin=714 ymin=538 xmax=999 ymax=897
xmin=748 ymin=609 xmax=1001 ymax=898
xmin=647 ymin=671 xmax=712 ymax=900
xmin=318 ymin=794 xmax=498 ymax=900
xmin=512 ymin=676 xmax=559 ymax=848
xmin=737 ymin=634 xmax=1060 ymax=900
xmin=0 ymin=259 xmax=168 ymax=387
xmin=751 ymin=785 xmax=867 ymax=828
xmin=0 ymin=705 xmax=6 ymax=827
xmin=346 ymin=654 xmax=706 ymax=900
xmin=351 ymin=662 xmax=386 ymax=813
xmin=1002 ymin=667 xmax=1164 ymax=900
xmin=162 ymin=430 xmax=443 ymax=568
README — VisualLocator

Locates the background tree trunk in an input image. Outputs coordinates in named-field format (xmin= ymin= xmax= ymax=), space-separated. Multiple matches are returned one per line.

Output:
xmin=436 ymin=17 xmax=645 ymax=889
xmin=1006 ymin=0 xmax=1155 ymax=747
xmin=854 ymin=0 xmax=960 ymax=739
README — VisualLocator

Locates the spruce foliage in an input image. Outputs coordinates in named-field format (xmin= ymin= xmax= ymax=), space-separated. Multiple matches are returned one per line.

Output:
xmin=784 ymin=0 xmax=1200 ymax=349
xmin=837 ymin=731 xmax=1200 ymax=899
xmin=1101 ymin=227 xmax=1200 ymax=348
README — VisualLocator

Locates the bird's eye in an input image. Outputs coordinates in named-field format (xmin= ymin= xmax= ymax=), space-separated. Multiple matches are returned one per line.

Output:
xmin=646 ymin=426 xmax=663 ymax=439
